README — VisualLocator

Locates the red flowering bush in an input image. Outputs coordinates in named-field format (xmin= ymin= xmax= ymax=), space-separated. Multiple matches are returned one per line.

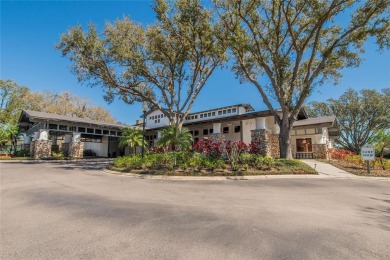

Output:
xmin=193 ymin=140 xmax=252 ymax=158
xmin=328 ymin=148 xmax=356 ymax=160
xmin=148 ymin=146 xmax=167 ymax=154
xmin=193 ymin=140 xmax=224 ymax=157
xmin=249 ymin=141 xmax=261 ymax=154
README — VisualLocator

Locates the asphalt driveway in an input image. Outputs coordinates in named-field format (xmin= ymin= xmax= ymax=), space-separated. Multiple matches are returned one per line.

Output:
xmin=1 ymin=161 xmax=389 ymax=259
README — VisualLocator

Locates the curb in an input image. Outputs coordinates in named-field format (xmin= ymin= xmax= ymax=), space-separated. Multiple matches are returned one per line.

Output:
xmin=0 ymin=159 xmax=114 ymax=163
xmin=102 ymin=169 xmax=390 ymax=181
xmin=102 ymin=169 xmax=323 ymax=181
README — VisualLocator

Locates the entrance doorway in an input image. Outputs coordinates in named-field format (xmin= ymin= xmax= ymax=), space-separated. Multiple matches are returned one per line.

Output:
xmin=295 ymin=138 xmax=313 ymax=159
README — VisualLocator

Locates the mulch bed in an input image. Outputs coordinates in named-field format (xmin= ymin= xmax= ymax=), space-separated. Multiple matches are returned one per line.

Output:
xmin=328 ymin=160 xmax=390 ymax=177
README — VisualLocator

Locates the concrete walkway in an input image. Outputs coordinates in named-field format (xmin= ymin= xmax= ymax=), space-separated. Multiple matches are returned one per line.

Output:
xmin=300 ymin=159 xmax=360 ymax=179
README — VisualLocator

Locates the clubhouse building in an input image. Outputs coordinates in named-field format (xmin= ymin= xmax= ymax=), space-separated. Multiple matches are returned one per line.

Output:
xmin=19 ymin=104 xmax=339 ymax=159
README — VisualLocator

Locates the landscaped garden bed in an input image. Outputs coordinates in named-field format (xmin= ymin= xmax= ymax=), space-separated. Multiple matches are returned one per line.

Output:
xmin=327 ymin=149 xmax=390 ymax=177
xmin=108 ymin=152 xmax=317 ymax=176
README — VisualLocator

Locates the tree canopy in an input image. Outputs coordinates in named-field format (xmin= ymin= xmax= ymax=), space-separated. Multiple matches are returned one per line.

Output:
xmin=56 ymin=0 xmax=227 ymax=127
xmin=0 ymin=79 xmax=117 ymax=124
xmin=306 ymin=88 xmax=390 ymax=153
xmin=216 ymin=0 xmax=389 ymax=158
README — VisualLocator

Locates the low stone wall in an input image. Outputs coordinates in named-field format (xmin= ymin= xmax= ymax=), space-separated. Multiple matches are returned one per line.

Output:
xmin=69 ymin=142 xmax=84 ymax=158
xmin=312 ymin=144 xmax=328 ymax=159
xmin=251 ymin=129 xmax=280 ymax=158
xmin=32 ymin=140 xmax=52 ymax=159
xmin=209 ymin=133 xmax=225 ymax=142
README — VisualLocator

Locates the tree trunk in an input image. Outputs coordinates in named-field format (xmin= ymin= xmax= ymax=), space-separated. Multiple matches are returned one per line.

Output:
xmin=279 ymin=114 xmax=293 ymax=159
xmin=379 ymin=146 xmax=385 ymax=170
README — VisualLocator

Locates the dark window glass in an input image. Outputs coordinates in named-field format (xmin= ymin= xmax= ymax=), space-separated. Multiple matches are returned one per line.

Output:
xmin=95 ymin=129 xmax=102 ymax=134
xmin=117 ymin=131 xmax=122 ymax=136
xmin=212 ymin=112 xmax=215 ymax=116
xmin=69 ymin=126 xmax=76 ymax=132
xmin=208 ymin=113 xmax=211 ymax=117
xmin=194 ymin=130 xmax=199 ymax=136
xmin=232 ymin=108 xmax=237 ymax=113
xmin=49 ymin=124 xmax=57 ymax=130
xmin=234 ymin=126 xmax=241 ymax=133
xmin=59 ymin=125 xmax=67 ymax=131
xmin=203 ymin=129 xmax=208 ymax=135
xmin=227 ymin=109 xmax=232 ymax=113
xmin=78 ymin=127 xmax=86 ymax=132
xmin=110 ymin=131 xmax=116 ymax=135
xmin=296 ymin=138 xmax=312 ymax=152
xmin=223 ymin=110 xmax=227 ymax=114
xmin=103 ymin=130 xmax=109 ymax=135
xmin=223 ymin=127 xmax=229 ymax=134
xmin=87 ymin=128 xmax=94 ymax=133
xmin=210 ymin=129 xmax=213 ymax=134
xmin=218 ymin=111 xmax=222 ymax=115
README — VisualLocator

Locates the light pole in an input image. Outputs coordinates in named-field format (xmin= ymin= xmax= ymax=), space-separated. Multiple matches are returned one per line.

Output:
xmin=141 ymin=102 xmax=148 ymax=159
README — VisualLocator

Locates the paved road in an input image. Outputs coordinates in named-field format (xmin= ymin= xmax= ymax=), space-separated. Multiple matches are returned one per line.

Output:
xmin=1 ymin=161 xmax=389 ymax=259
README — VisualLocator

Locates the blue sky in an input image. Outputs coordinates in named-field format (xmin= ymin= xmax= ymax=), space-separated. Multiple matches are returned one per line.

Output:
xmin=1 ymin=0 xmax=389 ymax=125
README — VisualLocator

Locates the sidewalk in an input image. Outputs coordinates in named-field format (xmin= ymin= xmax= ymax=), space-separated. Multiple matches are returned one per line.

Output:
xmin=300 ymin=159 xmax=390 ymax=181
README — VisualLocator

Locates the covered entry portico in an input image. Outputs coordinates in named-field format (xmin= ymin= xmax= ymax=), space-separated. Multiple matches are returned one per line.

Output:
xmin=19 ymin=110 xmax=130 ymax=159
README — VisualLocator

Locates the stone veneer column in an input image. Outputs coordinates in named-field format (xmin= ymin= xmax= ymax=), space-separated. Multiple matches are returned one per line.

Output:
xmin=251 ymin=129 xmax=271 ymax=156
xmin=68 ymin=132 xmax=84 ymax=158
xmin=251 ymin=128 xmax=280 ymax=158
xmin=209 ymin=133 xmax=225 ymax=142
xmin=209 ymin=123 xmax=225 ymax=142
xmin=32 ymin=130 xmax=52 ymax=159
xmin=33 ymin=140 xmax=52 ymax=159
xmin=312 ymin=144 xmax=328 ymax=159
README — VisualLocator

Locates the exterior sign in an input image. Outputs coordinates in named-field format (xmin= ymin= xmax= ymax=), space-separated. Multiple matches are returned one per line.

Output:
xmin=361 ymin=145 xmax=375 ymax=161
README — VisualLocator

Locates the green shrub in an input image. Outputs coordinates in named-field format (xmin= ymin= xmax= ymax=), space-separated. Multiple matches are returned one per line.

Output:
xmin=242 ymin=163 xmax=249 ymax=171
xmin=113 ymin=155 xmax=143 ymax=169
xmin=239 ymin=153 xmax=252 ymax=164
xmin=52 ymin=150 xmax=64 ymax=158
xmin=180 ymin=163 xmax=188 ymax=171
xmin=189 ymin=152 xmax=202 ymax=170
xmin=263 ymin=156 xmax=275 ymax=168
xmin=13 ymin=150 xmax=30 ymax=157
xmin=383 ymin=159 xmax=390 ymax=170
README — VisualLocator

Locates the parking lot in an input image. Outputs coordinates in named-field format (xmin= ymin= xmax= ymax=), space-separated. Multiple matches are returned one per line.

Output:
xmin=1 ymin=161 xmax=389 ymax=259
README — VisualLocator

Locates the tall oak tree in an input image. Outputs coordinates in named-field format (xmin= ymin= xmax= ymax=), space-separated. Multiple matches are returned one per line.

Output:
xmin=216 ymin=0 xmax=389 ymax=158
xmin=57 ymin=0 xmax=227 ymax=127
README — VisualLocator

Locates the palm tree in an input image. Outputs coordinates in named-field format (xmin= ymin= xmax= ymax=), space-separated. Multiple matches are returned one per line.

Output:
xmin=157 ymin=126 xmax=193 ymax=166
xmin=119 ymin=128 xmax=147 ymax=155
xmin=157 ymin=125 xmax=193 ymax=151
